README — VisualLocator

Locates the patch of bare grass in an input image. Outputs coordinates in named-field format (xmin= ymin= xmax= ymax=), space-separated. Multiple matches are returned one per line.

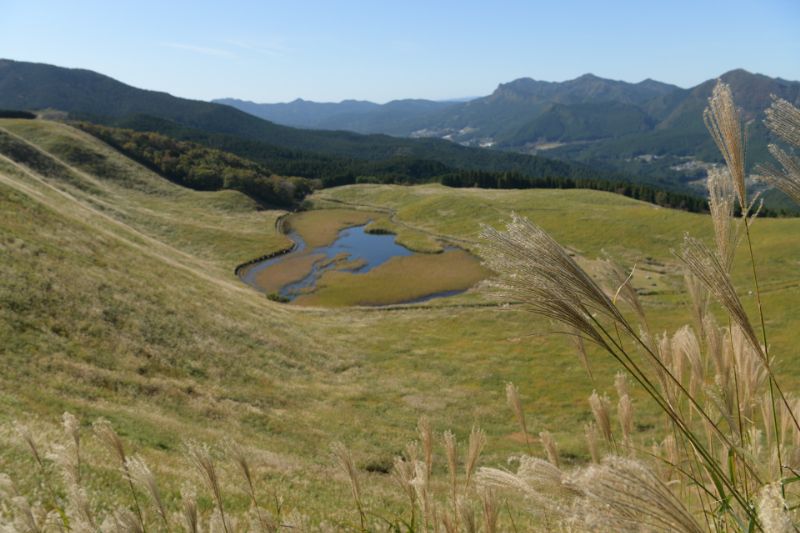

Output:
xmin=254 ymin=252 xmax=327 ymax=294
xmin=365 ymin=218 xmax=444 ymax=253
xmin=286 ymin=209 xmax=387 ymax=247
xmin=293 ymin=250 xmax=493 ymax=307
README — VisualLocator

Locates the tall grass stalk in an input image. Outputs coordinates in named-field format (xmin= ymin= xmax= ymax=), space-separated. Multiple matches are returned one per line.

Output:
xmin=475 ymin=81 xmax=800 ymax=532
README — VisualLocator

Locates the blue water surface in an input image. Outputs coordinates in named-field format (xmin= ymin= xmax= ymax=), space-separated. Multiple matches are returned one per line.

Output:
xmin=240 ymin=222 xmax=462 ymax=304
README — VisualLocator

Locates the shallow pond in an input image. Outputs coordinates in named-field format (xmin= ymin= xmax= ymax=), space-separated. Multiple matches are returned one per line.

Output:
xmin=240 ymin=223 xmax=474 ymax=305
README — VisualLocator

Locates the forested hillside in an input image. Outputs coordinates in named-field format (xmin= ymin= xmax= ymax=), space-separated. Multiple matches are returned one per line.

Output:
xmin=69 ymin=110 xmax=693 ymax=192
xmin=72 ymin=121 xmax=723 ymax=215
xmin=72 ymin=123 xmax=314 ymax=206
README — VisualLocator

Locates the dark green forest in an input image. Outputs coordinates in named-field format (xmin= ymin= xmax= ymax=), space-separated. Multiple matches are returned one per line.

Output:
xmin=69 ymin=111 xmax=696 ymax=193
xmin=437 ymin=169 xmax=798 ymax=218
xmin=73 ymin=122 xmax=774 ymax=218
xmin=74 ymin=123 xmax=314 ymax=206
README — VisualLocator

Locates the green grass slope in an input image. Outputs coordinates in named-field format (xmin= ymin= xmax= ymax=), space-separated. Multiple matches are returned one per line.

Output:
xmin=3 ymin=118 xmax=800 ymax=524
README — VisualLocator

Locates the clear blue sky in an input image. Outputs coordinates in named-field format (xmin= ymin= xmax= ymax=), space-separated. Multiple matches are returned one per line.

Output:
xmin=2 ymin=0 xmax=798 ymax=104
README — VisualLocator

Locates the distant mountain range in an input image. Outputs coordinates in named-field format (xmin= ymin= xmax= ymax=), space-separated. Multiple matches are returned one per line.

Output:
xmin=1 ymin=59 xmax=664 ymax=192
xmin=212 ymin=97 xmax=458 ymax=133
xmin=217 ymin=70 xmax=800 ymax=207
xmin=2 ymin=58 xmax=799 ymax=209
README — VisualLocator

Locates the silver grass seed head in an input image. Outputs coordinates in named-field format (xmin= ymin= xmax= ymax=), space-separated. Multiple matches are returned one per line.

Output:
xmin=663 ymin=435 xmax=678 ymax=465
xmin=675 ymin=326 xmax=704 ymax=386
xmin=584 ymin=423 xmax=599 ymax=464
xmin=614 ymin=372 xmax=630 ymax=400
xmin=755 ymin=97 xmax=800 ymax=205
xmin=14 ymin=423 xmax=43 ymax=467
xmin=101 ymin=515 xmax=123 ymax=533
xmin=588 ymin=392 xmax=613 ymax=444
xmin=480 ymin=215 xmax=629 ymax=347
xmin=46 ymin=444 xmax=79 ymax=488
xmin=516 ymin=455 xmax=570 ymax=492
xmin=222 ymin=438 xmax=255 ymax=498
xmin=685 ymin=271 xmax=710 ymax=339
xmin=62 ymin=413 xmax=80 ymax=454
xmin=748 ymin=427 xmax=763 ymax=461
xmin=114 ymin=507 xmax=143 ymax=533
xmin=329 ymin=441 xmax=360 ymax=504
xmin=477 ymin=458 xmax=570 ymax=516
xmin=674 ymin=234 xmax=764 ymax=362
xmin=755 ymin=143 xmax=800 ymax=206
xmin=67 ymin=484 xmax=95 ymax=530
xmin=466 ymin=426 xmax=486 ymax=481
xmin=10 ymin=495 xmax=40 ymax=533
xmin=457 ymin=499 xmax=476 ymax=533
xmin=253 ymin=507 xmax=278 ymax=533
xmin=567 ymin=456 xmax=705 ymax=533
xmin=93 ymin=418 xmax=126 ymax=465
xmin=210 ymin=508 xmax=233 ymax=533
xmin=126 ymin=455 xmax=168 ymax=524
xmin=442 ymin=430 xmax=458 ymax=486
xmin=759 ymin=483 xmax=793 ymax=533
xmin=479 ymin=488 xmax=499 ymax=533
xmin=439 ymin=510 xmax=455 ymax=533
xmin=405 ymin=440 xmax=420 ymax=465
xmin=706 ymin=168 xmax=744 ymax=273
xmin=704 ymin=80 xmax=749 ymax=208
xmin=618 ymin=395 xmax=633 ymax=440
xmin=704 ymin=314 xmax=727 ymax=386
xmin=539 ymin=430 xmax=559 ymax=468
xmin=286 ymin=509 xmax=309 ymax=533
xmin=705 ymin=387 xmax=741 ymax=444
xmin=761 ymin=393 xmax=776 ymax=447
xmin=505 ymin=383 xmax=528 ymax=437
xmin=417 ymin=416 xmax=434 ymax=482
xmin=0 ymin=473 xmax=20 ymax=498
xmin=183 ymin=441 xmax=225 ymax=512
xmin=392 ymin=457 xmax=415 ymax=503
xmin=181 ymin=483 xmax=199 ymax=533
xmin=651 ymin=439 xmax=662 ymax=459
xmin=765 ymin=96 xmax=800 ymax=150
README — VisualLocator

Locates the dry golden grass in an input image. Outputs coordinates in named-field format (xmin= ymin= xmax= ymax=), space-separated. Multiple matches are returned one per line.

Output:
xmin=6 ymin=107 xmax=800 ymax=532
xmin=285 ymin=209 xmax=387 ymax=247
xmin=364 ymin=218 xmax=444 ymax=253
xmin=293 ymin=250 xmax=493 ymax=307
xmin=254 ymin=252 xmax=327 ymax=294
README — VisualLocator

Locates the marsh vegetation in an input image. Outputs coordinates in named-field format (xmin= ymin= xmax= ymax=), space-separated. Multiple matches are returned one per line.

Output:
xmin=240 ymin=209 xmax=490 ymax=307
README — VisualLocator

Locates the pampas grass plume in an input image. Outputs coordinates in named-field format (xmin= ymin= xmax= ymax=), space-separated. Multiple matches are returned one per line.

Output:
xmin=418 ymin=416 xmax=434 ymax=482
xmin=589 ymin=392 xmax=612 ymax=445
xmin=539 ymin=430 xmax=559 ymax=468
xmin=329 ymin=441 xmax=361 ymax=505
xmin=466 ymin=426 xmax=486 ymax=482
xmin=585 ymin=423 xmax=599 ymax=464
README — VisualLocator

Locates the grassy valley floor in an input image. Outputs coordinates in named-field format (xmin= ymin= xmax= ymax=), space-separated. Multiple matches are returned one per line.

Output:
xmin=2 ymin=118 xmax=800 ymax=529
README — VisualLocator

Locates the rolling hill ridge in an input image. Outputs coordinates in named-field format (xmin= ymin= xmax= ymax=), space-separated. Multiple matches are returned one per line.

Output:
xmin=1 ymin=59 xmax=666 ymax=190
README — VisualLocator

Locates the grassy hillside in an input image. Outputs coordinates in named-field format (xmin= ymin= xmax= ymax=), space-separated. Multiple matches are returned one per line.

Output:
xmin=3 ymin=118 xmax=800 ymax=527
